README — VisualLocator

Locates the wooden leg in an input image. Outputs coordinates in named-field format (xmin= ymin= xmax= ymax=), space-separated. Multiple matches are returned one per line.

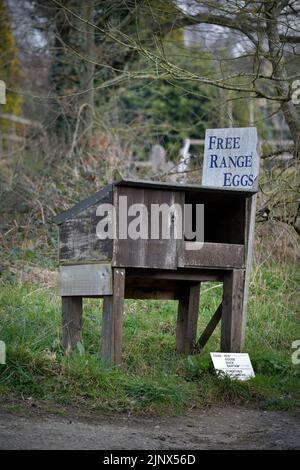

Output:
xmin=62 ymin=296 xmax=83 ymax=352
xmin=242 ymin=194 xmax=257 ymax=347
xmin=176 ymin=283 xmax=200 ymax=354
xmin=102 ymin=297 xmax=114 ymax=364
xmin=221 ymin=269 xmax=245 ymax=352
xmin=102 ymin=268 xmax=125 ymax=365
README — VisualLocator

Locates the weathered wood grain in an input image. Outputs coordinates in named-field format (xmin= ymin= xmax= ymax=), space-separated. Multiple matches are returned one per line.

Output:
xmin=113 ymin=268 xmax=126 ymax=364
xmin=55 ymin=178 xmax=254 ymax=364
xmin=54 ymin=184 xmax=114 ymax=225
xmin=241 ymin=194 xmax=257 ymax=346
xmin=102 ymin=296 xmax=114 ymax=365
xmin=125 ymin=288 xmax=176 ymax=300
xmin=221 ymin=269 xmax=245 ymax=352
xmin=59 ymin=186 xmax=114 ymax=264
xmin=58 ymin=263 xmax=112 ymax=296
xmin=62 ymin=296 xmax=83 ymax=352
xmin=176 ymin=283 xmax=201 ymax=354
xmin=115 ymin=177 xmax=256 ymax=197
xmin=113 ymin=186 xmax=185 ymax=269
xmin=125 ymin=277 xmax=177 ymax=299
xmin=125 ymin=268 xmax=223 ymax=282
xmin=101 ymin=268 xmax=125 ymax=365
xmin=182 ymin=243 xmax=245 ymax=269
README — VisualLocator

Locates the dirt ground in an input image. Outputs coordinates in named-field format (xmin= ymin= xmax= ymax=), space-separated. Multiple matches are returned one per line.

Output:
xmin=0 ymin=405 xmax=299 ymax=450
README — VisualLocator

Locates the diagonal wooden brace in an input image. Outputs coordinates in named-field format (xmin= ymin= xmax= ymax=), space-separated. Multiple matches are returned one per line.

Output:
xmin=194 ymin=302 xmax=222 ymax=353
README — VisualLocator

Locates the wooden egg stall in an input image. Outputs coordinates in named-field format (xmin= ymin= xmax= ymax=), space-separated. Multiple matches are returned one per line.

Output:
xmin=54 ymin=177 xmax=257 ymax=365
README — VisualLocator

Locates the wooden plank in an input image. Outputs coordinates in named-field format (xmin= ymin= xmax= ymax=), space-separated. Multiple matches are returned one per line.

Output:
xmin=102 ymin=296 xmax=114 ymax=364
xmin=146 ymin=186 xmax=180 ymax=269
xmin=194 ymin=302 xmax=222 ymax=352
xmin=53 ymin=179 xmax=256 ymax=231
xmin=59 ymin=217 xmax=113 ymax=263
xmin=176 ymin=283 xmax=200 ymax=354
xmin=54 ymin=179 xmax=254 ymax=229
xmin=54 ymin=184 xmax=113 ymax=225
xmin=62 ymin=296 xmax=83 ymax=351
xmin=125 ymin=288 xmax=175 ymax=300
xmin=176 ymin=288 xmax=190 ymax=354
xmin=113 ymin=186 xmax=184 ymax=269
xmin=183 ymin=243 xmax=245 ymax=269
xmin=125 ymin=277 xmax=177 ymax=299
xmin=116 ymin=178 xmax=256 ymax=197
xmin=58 ymin=263 xmax=112 ymax=296
xmin=185 ymin=284 xmax=201 ymax=353
xmin=113 ymin=268 xmax=125 ymax=364
xmin=101 ymin=268 xmax=125 ymax=365
xmin=58 ymin=186 xmax=114 ymax=264
xmin=241 ymin=194 xmax=257 ymax=346
xmin=125 ymin=268 xmax=223 ymax=282
xmin=221 ymin=269 xmax=245 ymax=352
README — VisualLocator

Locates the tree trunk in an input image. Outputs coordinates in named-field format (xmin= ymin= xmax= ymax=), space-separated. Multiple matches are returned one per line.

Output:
xmin=264 ymin=2 xmax=300 ymax=156
xmin=83 ymin=1 xmax=95 ymax=146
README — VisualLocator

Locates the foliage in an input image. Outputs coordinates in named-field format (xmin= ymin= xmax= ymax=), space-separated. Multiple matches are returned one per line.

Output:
xmin=46 ymin=0 xmax=146 ymax=140
xmin=0 ymin=262 xmax=299 ymax=415
xmin=0 ymin=0 xmax=22 ymax=120
xmin=0 ymin=0 xmax=299 ymax=418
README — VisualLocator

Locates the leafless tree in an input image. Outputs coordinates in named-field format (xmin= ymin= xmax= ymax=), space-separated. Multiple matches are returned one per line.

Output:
xmin=51 ymin=0 xmax=300 ymax=156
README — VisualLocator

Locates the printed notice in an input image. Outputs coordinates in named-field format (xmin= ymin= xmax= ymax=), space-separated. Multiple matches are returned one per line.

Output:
xmin=210 ymin=352 xmax=255 ymax=381
xmin=0 ymin=80 xmax=6 ymax=104
xmin=0 ymin=341 xmax=6 ymax=365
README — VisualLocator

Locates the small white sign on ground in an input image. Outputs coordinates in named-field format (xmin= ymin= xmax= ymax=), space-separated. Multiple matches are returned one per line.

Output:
xmin=202 ymin=127 xmax=259 ymax=190
xmin=210 ymin=352 xmax=255 ymax=381
xmin=0 ymin=341 xmax=6 ymax=365
xmin=0 ymin=80 xmax=6 ymax=104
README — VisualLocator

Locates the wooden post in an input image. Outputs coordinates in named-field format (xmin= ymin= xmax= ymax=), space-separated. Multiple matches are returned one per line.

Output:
xmin=221 ymin=269 xmax=245 ymax=352
xmin=62 ymin=296 xmax=83 ymax=352
xmin=241 ymin=194 xmax=257 ymax=346
xmin=102 ymin=297 xmax=114 ymax=364
xmin=101 ymin=268 xmax=125 ymax=365
xmin=176 ymin=283 xmax=200 ymax=354
xmin=83 ymin=0 xmax=95 ymax=144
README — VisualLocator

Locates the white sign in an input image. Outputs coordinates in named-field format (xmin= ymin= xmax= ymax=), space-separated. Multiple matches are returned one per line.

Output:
xmin=210 ymin=352 xmax=255 ymax=381
xmin=202 ymin=127 xmax=259 ymax=190
xmin=0 ymin=80 xmax=6 ymax=104
xmin=0 ymin=341 xmax=6 ymax=365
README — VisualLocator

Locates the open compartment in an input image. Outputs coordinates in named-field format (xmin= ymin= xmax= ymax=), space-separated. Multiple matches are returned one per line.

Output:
xmin=184 ymin=189 xmax=246 ymax=245
xmin=181 ymin=188 xmax=247 ymax=268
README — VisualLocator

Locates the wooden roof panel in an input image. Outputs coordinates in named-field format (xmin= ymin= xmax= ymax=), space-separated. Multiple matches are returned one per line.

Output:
xmin=54 ymin=178 xmax=256 ymax=224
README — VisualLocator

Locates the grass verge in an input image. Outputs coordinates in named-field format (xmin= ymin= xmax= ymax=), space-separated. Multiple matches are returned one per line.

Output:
xmin=0 ymin=262 xmax=299 ymax=415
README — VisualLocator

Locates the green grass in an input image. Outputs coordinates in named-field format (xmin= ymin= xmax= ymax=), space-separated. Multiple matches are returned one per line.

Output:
xmin=0 ymin=263 xmax=299 ymax=415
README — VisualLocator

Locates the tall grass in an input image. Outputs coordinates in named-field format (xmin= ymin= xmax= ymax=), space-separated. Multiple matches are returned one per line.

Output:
xmin=0 ymin=262 xmax=299 ymax=415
